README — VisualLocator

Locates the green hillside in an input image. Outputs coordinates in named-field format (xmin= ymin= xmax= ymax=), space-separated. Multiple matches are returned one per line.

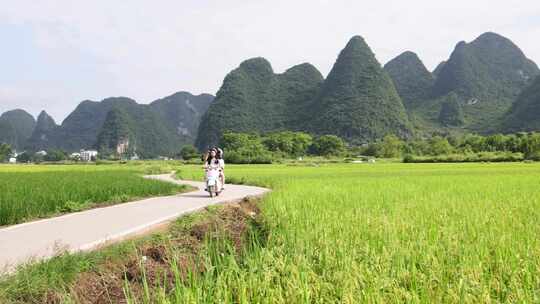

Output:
xmin=95 ymin=107 xmax=133 ymax=156
xmin=26 ymin=111 xmax=59 ymax=151
xmin=0 ymin=109 xmax=36 ymax=150
xmin=196 ymin=58 xmax=323 ymax=149
xmin=416 ymin=32 xmax=540 ymax=132
xmin=309 ymin=36 xmax=412 ymax=144
xmin=501 ymin=75 xmax=540 ymax=132
xmin=384 ymin=51 xmax=435 ymax=109
xmin=150 ymin=91 xmax=213 ymax=144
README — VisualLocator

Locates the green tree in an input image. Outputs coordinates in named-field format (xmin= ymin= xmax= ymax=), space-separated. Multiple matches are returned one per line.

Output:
xmin=504 ymin=134 xmax=523 ymax=153
xmin=462 ymin=134 xmax=486 ymax=152
xmin=16 ymin=152 xmax=31 ymax=163
xmin=377 ymin=135 xmax=404 ymax=158
xmin=311 ymin=135 xmax=346 ymax=157
xmin=522 ymin=133 xmax=540 ymax=158
xmin=361 ymin=143 xmax=379 ymax=157
xmin=220 ymin=132 xmax=272 ymax=164
xmin=180 ymin=145 xmax=199 ymax=160
xmin=0 ymin=143 xmax=12 ymax=162
xmin=221 ymin=132 xmax=259 ymax=152
xmin=32 ymin=152 xmax=44 ymax=163
xmin=263 ymin=131 xmax=312 ymax=157
xmin=428 ymin=136 xmax=453 ymax=155
xmin=405 ymin=140 xmax=431 ymax=156
xmin=44 ymin=149 xmax=67 ymax=162
xmin=484 ymin=134 xmax=508 ymax=152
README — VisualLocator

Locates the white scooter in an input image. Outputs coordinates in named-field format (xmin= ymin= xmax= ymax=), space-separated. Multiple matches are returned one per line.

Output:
xmin=206 ymin=168 xmax=222 ymax=197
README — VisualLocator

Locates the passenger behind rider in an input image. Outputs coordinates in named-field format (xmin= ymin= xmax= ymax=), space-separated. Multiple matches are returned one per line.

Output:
xmin=216 ymin=148 xmax=225 ymax=190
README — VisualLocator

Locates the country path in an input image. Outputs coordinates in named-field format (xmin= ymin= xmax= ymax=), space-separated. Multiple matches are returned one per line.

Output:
xmin=0 ymin=173 xmax=269 ymax=275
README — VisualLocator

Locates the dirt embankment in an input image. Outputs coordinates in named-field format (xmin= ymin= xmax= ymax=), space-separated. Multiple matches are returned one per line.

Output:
xmin=42 ymin=198 xmax=265 ymax=304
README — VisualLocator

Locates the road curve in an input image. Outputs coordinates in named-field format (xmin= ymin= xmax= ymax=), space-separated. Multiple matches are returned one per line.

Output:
xmin=0 ymin=174 xmax=269 ymax=275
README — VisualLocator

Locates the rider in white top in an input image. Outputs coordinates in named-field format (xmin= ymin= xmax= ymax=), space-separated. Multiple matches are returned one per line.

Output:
xmin=204 ymin=149 xmax=220 ymax=190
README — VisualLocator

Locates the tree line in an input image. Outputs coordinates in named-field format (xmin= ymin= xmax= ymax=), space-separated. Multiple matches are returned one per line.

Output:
xmin=183 ymin=131 xmax=540 ymax=163
xmin=0 ymin=145 xmax=71 ymax=163
xmin=361 ymin=132 xmax=540 ymax=162
xmin=183 ymin=131 xmax=346 ymax=164
xmin=3 ymin=131 xmax=540 ymax=163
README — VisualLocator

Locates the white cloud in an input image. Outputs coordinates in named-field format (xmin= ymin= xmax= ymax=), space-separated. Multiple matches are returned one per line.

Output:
xmin=1 ymin=0 xmax=539 ymax=120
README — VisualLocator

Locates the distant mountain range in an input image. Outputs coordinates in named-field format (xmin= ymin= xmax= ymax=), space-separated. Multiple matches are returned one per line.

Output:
xmin=197 ymin=35 xmax=412 ymax=148
xmin=0 ymin=92 xmax=213 ymax=157
xmin=2 ymin=31 xmax=540 ymax=156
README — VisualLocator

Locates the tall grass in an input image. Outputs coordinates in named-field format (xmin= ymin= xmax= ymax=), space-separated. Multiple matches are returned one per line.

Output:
xmin=0 ymin=164 xmax=185 ymax=226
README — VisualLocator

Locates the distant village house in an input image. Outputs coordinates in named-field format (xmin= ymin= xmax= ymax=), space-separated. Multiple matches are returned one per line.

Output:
xmin=36 ymin=150 xmax=47 ymax=156
xmin=80 ymin=150 xmax=98 ymax=162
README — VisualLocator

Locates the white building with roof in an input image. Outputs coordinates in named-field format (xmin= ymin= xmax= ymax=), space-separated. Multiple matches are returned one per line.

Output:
xmin=80 ymin=150 xmax=98 ymax=162
xmin=36 ymin=150 xmax=47 ymax=156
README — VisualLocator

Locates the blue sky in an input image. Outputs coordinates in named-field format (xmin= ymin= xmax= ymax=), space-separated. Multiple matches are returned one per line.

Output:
xmin=1 ymin=0 xmax=539 ymax=122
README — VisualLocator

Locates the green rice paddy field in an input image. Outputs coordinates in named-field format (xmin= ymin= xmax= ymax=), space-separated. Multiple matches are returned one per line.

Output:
xmin=0 ymin=164 xmax=186 ymax=226
xmin=176 ymin=163 xmax=540 ymax=303
xmin=2 ymin=162 xmax=540 ymax=303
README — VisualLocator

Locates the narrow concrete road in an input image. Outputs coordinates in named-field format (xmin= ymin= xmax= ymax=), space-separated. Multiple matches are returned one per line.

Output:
xmin=0 ymin=174 xmax=269 ymax=274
